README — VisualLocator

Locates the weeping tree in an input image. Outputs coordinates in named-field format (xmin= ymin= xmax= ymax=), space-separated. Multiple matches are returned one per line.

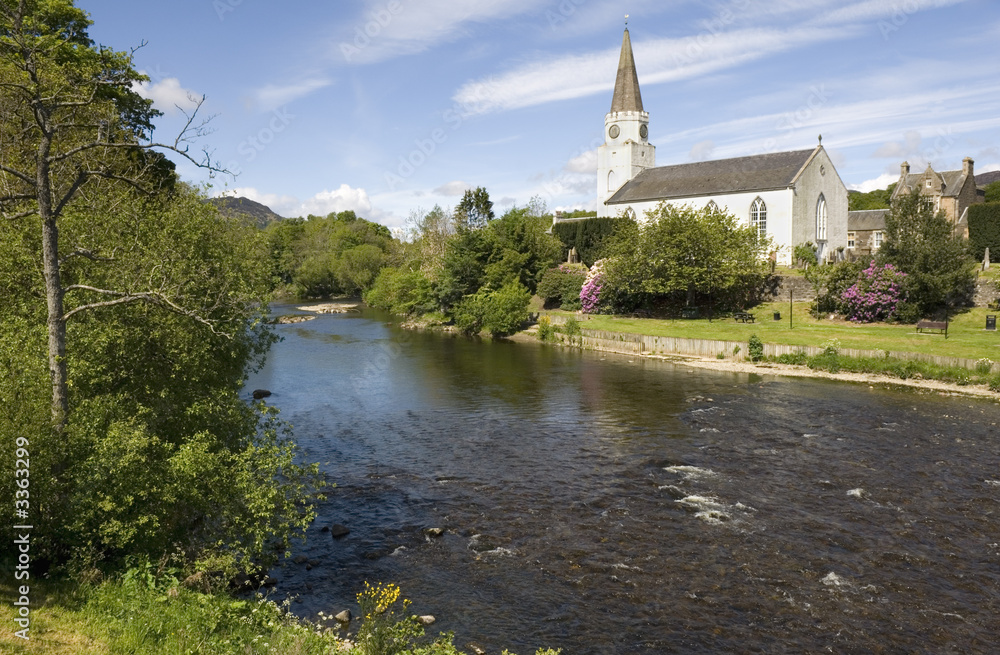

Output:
xmin=0 ymin=0 xmax=230 ymax=432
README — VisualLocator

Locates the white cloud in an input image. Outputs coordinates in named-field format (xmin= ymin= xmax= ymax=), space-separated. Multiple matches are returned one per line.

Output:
xmin=850 ymin=173 xmax=898 ymax=193
xmin=338 ymin=0 xmax=538 ymax=65
xmin=689 ymin=140 xmax=715 ymax=161
xmin=872 ymin=130 xmax=924 ymax=158
xmin=434 ymin=180 xmax=472 ymax=196
xmin=252 ymin=79 xmax=331 ymax=111
xmin=302 ymin=184 xmax=374 ymax=217
xmin=133 ymin=77 xmax=201 ymax=115
xmin=565 ymin=150 xmax=597 ymax=174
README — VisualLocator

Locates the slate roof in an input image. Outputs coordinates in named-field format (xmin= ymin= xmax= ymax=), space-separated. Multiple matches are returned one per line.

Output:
xmin=611 ymin=29 xmax=643 ymax=113
xmin=848 ymin=209 xmax=888 ymax=231
xmin=606 ymin=148 xmax=817 ymax=205
xmin=898 ymin=171 xmax=968 ymax=198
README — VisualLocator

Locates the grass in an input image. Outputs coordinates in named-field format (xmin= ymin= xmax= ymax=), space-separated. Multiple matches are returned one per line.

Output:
xmin=545 ymin=303 xmax=1000 ymax=362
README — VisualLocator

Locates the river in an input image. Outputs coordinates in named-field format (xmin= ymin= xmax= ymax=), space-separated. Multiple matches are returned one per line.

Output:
xmin=245 ymin=305 xmax=1000 ymax=654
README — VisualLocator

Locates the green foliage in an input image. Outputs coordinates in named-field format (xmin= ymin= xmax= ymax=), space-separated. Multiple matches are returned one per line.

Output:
xmin=455 ymin=186 xmax=495 ymax=230
xmin=808 ymin=260 xmax=867 ymax=315
xmin=983 ymin=180 xmax=1000 ymax=204
xmin=264 ymin=212 xmax=395 ymax=298
xmin=793 ymin=242 xmax=818 ymax=268
xmin=601 ymin=203 xmax=773 ymax=314
xmin=364 ymin=267 xmax=437 ymax=316
xmin=537 ymin=264 xmax=587 ymax=310
xmin=968 ymin=203 xmax=1000 ymax=262
xmin=747 ymin=334 xmax=764 ymax=362
xmin=562 ymin=316 xmax=582 ymax=337
xmin=0 ymin=185 xmax=322 ymax=571
xmin=878 ymin=191 xmax=976 ymax=315
xmin=551 ymin=217 xmax=622 ymax=266
xmin=454 ymin=281 xmax=531 ymax=338
xmin=848 ymin=184 xmax=895 ymax=211
xmin=536 ymin=315 xmax=555 ymax=341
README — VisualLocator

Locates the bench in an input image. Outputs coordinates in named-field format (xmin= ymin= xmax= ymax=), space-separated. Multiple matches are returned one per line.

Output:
xmin=916 ymin=319 xmax=948 ymax=337
xmin=734 ymin=311 xmax=756 ymax=323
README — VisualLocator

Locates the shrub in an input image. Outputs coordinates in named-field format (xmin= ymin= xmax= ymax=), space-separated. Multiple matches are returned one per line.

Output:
xmin=563 ymin=316 xmax=582 ymax=337
xmin=840 ymin=262 xmax=907 ymax=322
xmin=364 ymin=267 xmax=437 ymax=316
xmin=537 ymin=264 xmax=587 ymax=310
xmin=794 ymin=241 xmax=818 ymax=267
xmin=536 ymin=315 xmax=555 ymax=341
xmin=976 ymin=358 xmax=994 ymax=375
xmin=453 ymin=281 xmax=531 ymax=338
xmin=747 ymin=334 xmax=764 ymax=362
xmin=580 ymin=261 xmax=605 ymax=314
xmin=969 ymin=203 xmax=1000 ymax=262
xmin=551 ymin=217 xmax=622 ymax=266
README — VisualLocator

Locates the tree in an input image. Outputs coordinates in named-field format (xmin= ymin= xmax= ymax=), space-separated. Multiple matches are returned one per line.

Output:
xmin=984 ymin=180 xmax=1000 ymax=204
xmin=0 ymin=0 xmax=223 ymax=431
xmin=455 ymin=186 xmax=494 ymax=230
xmin=848 ymin=183 xmax=896 ymax=211
xmin=601 ymin=203 xmax=772 ymax=312
xmin=878 ymin=189 xmax=976 ymax=315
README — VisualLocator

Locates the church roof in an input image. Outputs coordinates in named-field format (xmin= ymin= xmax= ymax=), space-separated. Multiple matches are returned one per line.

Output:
xmin=848 ymin=209 xmax=888 ymax=231
xmin=606 ymin=148 xmax=818 ymax=204
xmin=610 ymin=28 xmax=643 ymax=113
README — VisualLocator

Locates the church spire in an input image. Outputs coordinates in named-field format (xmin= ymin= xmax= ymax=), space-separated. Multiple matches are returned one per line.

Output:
xmin=611 ymin=27 xmax=643 ymax=113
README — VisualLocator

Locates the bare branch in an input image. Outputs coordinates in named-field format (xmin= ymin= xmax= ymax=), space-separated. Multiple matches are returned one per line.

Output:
xmin=0 ymin=163 xmax=36 ymax=187
xmin=59 ymin=248 xmax=114 ymax=265
xmin=63 ymin=285 xmax=232 ymax=337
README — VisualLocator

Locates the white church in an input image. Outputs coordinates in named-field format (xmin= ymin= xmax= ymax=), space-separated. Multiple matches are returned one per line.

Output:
xmin=588 ymin=28 xmax=849 ymax=266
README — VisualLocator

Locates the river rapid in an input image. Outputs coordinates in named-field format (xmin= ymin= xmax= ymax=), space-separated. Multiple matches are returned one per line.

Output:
xmin=245 ymin=305 xmax=1000 ymax=654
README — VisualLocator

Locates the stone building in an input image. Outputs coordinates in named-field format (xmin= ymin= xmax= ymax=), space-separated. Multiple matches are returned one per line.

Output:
xmin=890 ymin=159 xmax=983 ymax=237
xmin=585 ymin=27 xmax=849 ymax=266
xmin=846 ymin=209 xmax=888 ymax=257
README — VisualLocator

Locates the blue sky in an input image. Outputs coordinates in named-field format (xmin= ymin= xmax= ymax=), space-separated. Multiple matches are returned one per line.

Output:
xmin=82 ymin=0 xmax=1000 ymax=229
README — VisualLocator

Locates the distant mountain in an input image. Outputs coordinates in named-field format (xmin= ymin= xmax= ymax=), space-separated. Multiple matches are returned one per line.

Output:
xmin=209 ymin=196 xmax=284 ymax=228
xmin=976 ymin=170 xmax=1000 ymax=186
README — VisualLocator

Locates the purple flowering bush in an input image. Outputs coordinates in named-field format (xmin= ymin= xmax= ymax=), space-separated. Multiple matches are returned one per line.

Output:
xmin=841 ymin=262 xmax=907 ymax=323
xmin=580 ymin=260 xmax=605 ymax=314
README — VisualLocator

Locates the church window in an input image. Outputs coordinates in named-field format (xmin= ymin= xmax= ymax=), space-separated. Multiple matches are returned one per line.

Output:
xmin=623 ymin=207 xmax=636 ymax=221
xmin=706 ymin=201 xmax=719 ymax=214
xmin=750 ymin=197 xmax=767 ymax=240
xmin=816 ymin=194 xmax=828 ymax=241
xmin=608 ymin=170 xmax=617 ymax=193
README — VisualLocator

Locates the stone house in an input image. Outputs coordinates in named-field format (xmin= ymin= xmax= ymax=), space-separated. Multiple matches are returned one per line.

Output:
xmin=846 ymin=209 xmax=888 ymax=257
xmin=890 ymin=159 xmax=983 ymax=237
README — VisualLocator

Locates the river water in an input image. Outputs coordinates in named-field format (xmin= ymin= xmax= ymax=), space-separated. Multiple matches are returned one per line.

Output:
xmin=246 ymin=305 xmax=1000 ymax=654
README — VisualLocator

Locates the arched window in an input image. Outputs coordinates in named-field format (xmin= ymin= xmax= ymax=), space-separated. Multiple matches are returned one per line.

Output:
xmin=623 ymin=207 xmax=636 ymax=221
xmin=706 ymin=200 xmax=719 ymax=214
xmin=607 ymin=170 xmax=617 ymax=193
xmin=749 ymin=197 xmax=767 ymax=240
xmin=816 ymin=194 xmax=828 ymax=241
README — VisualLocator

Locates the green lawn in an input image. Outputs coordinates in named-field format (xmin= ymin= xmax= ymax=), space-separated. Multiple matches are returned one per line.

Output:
xmin=548 ymin=303 xmax=1000 ymax=362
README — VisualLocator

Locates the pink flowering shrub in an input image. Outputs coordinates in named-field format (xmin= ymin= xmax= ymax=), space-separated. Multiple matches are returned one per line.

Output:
xmin=841 ymin=262 xmax=907 ymax=323
xmin=580 ymin=260 xmax=605 ymax=314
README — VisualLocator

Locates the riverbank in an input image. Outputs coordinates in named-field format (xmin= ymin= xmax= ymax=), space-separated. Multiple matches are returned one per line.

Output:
xmin=513 ymin=325 xmax=1000 ymax=400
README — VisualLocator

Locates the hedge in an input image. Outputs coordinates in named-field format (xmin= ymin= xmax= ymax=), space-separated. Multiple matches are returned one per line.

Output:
xmin=968 ymin=203 xmax=1000 ymax=262
xmin=551 ymin=217 xmax=624 ymax=266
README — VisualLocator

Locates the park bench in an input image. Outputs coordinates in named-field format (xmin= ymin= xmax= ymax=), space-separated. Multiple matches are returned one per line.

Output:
xmin=734 ymin=311 xmax=756 ymax=323
xmin=916 ymin=319 xmax=948 ymax=337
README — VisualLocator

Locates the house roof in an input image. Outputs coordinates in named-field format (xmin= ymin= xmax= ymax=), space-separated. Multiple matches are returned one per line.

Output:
xmin=610 ymin=28 xmax=643 ymax=113
xmin=898 ymin=170 xmax=968 ymax=198
xmin=848 ymin=209 xmax=888 ymax=231
xmin=606 ymin=147 xmax=817 ymax=205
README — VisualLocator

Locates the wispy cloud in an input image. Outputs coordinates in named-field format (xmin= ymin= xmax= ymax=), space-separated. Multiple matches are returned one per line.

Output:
xmin=133 ymin=77 xmax=201 ymax=115
xmin=251 ymin=78 xmax=331 ymax=112
xmin=337 ymin=0 xmax=538 ymax=65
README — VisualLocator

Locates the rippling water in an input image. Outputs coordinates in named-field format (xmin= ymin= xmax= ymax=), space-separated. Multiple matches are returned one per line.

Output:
xmin=246 ymin=306 xmax=1000 ymax=654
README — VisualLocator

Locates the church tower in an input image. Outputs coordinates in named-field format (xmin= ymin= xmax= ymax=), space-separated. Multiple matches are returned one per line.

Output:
xmin=597 ymin=26 xmax=655 ymax=217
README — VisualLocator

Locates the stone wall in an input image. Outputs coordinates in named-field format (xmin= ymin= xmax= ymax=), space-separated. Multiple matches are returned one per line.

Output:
xmin=768 ymin=274 xmax=816 ymax=302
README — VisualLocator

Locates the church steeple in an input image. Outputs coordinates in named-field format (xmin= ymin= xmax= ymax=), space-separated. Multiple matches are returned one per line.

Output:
xmin=611 ymin=28 xmax=643 ymax=113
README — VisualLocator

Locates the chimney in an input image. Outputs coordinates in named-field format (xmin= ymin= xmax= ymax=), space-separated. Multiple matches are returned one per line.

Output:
xmin=901 ymin=161 xmax=910 ymax=177
xmin=963 ymin=157 xmax=974 ymax=177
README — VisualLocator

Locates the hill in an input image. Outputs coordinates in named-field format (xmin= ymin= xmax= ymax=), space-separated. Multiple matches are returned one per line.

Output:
xmin=209 ymin=196 xmax=284 ymax=228
xmin=976 ymin=170 xmax=1000 ymax=186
